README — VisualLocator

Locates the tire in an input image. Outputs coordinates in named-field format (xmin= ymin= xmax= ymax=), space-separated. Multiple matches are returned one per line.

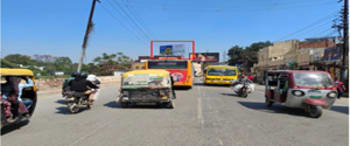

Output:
xmin=308 ymin=105 xmax=322 ymax=118
xmin=69 ymin=104 xmax=79 ymax=113
xmin=120 ymin=102 xmax=128 ymax=108
xmin=164 ymin=101 xmax=175 ymax=109
xmin=241 ymin=88 xmax=248 ymax=98
xmin=265 ymin=98 xmax=273 ymax=107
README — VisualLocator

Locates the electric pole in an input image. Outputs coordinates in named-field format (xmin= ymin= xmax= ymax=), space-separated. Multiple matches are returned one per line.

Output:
xmin=77 ymin=0 xmax=98 ymax=72
xmin=342 ymin=0 xmax=349 ymax=80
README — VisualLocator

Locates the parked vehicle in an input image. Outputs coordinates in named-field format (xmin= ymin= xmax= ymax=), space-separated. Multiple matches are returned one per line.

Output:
xmin=118 ymin=69 xmax=175 ymax=108
xmin=1 ymin=68 xmax=38 ymax=128
xmin=204 ymin=65 xmax=239 ymax=85
xmin=264 ymin=70 xmax=337 ymax=118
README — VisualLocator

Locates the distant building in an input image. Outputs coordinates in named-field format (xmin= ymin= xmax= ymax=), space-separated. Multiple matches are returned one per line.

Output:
xmin=54 ymin=72 xmax=64 ymax=76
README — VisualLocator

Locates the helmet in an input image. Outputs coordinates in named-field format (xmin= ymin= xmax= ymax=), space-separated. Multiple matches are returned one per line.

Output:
xmin=71 ymin=72 xmax=79 ymax=78
xmin=80 ymin=72 xmax=88 ymax=79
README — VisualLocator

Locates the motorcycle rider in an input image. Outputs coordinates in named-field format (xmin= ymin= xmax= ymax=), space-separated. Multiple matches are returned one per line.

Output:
xmin=62 ymin=72 xmax=79 ymax=97
xmin=68 ymin=73 xmax=99 ymax=105
xmin=86 ymin=74 xmax=101 ymax=104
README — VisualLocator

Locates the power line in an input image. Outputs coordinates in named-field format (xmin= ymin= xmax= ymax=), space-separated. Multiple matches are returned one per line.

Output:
xmin=121 ymin=0 xmax=336 ymax=13
xmin=276 ymin=11 xmax=338 ymax=41
xmin=104 ymin=0 xmax=150 ymax=41
xmin=108 ymin=0 xmax=152 ymax=40
xmin=99 ymin=3 xmax=144 ymax=41
xmin=121 ymin=0 xmax=155 ymax=39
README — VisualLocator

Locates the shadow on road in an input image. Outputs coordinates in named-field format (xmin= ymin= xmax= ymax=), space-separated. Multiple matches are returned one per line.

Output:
xmin=56 ymin=99 xmax=66 ymax=105
xmin=173 ymin=87 xmax=192 ymax=90
xmin=56 ymin=106 xmax=70 ymax=114
xmin=55 ymin=106 xmax=89 ymax=115
xmin=1 ymin=120 xmax=29 ymax=135
xmin=238 ymin=101 xmax=309 ymax=117
xmin=221 ymin=93 xmax=247 ymax=98
xmin=330 ymin=106 xmax=349 ymax=114
xmin=104 ymin=101 xmax=168 ymax=109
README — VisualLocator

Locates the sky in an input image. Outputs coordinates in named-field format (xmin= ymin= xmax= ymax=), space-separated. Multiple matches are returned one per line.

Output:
xmin=2 ymin=0 xmax=343 ymax=63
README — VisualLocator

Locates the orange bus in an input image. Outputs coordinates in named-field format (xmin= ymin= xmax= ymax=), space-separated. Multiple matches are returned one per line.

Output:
xmin=145 ymin=60 xmax=193 ymax=88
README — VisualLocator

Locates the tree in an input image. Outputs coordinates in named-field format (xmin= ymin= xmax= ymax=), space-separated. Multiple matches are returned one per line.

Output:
xmin=92 ymin=52 xmax=133 ymax=75
xmin=4 ymin=54 xmax=32 ymax=66
xmin=227 ymin=41 xmax=272 ymax=72
xmin=227 ymin=45 xmax=244 ymax=66
xmin=0 ymin=59 xmax=18 ymax=68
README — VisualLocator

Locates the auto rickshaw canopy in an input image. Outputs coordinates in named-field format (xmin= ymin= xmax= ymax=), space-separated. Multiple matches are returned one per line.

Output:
xmin=122 ymin=69 xmax=170 ymax=78
xmin=0 ymin=68 xmax=34 ymax=76
xmin=121 ymin=69 xmax=171 ymax=89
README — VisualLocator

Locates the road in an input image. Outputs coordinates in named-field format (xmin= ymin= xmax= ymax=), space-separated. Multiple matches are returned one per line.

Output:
xmin=1 ymin=80 xmax=349 ymax=146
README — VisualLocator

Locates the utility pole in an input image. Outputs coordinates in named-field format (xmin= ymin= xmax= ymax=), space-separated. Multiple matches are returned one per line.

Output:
xmin=77 ymin=0 xmax=98 ymax=72
xmin=342 ymin=0 xmax=349 ymax=80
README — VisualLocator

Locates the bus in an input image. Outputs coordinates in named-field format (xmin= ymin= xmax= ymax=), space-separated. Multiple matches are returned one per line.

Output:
xmin=204 ymin=65 xmax=239 ymax=85
xmin=145 ymin=60 xmax=193 ymax=88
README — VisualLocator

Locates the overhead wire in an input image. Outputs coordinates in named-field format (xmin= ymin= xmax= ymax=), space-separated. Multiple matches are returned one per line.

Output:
xmin=109 ymin=0 xmax=153 ymax=40
xmin=99 ymin=2 xmax=145 ymax=41
xmin=276 ymin=11 xmax=338 ymax=41
xmin=121 ymin=0 xmax=155 ymax=39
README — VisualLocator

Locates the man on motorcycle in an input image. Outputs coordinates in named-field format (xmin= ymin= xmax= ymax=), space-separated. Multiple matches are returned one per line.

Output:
xmin=86 ymin=74 xmax=101 ymax=104
xmin=62 ymin=72 xmax=79 ymax=97
xmin=68 ymin=73 xmax=99 ymax=105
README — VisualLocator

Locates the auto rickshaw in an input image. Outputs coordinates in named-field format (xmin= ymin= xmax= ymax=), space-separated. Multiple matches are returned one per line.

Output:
xmin=0 ymin=68 xmax=38 ymax=127
xmin=265 ymin=70 xmax=337 ymax=118
xmin=118 ymin=69 xmax=175 ymax=108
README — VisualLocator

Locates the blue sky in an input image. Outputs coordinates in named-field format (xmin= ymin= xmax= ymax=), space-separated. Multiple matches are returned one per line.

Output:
xmin=2 ymin=0 xmax=342 ymax=63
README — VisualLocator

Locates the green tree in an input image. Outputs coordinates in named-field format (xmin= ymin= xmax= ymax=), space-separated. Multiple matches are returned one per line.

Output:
xmin=227 ymin=45 xmax=244 ymax=66
xmin=4 ymin=54 xmax=32 ymax=65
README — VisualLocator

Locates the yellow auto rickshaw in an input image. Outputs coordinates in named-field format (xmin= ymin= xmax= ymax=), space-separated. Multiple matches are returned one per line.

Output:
xmin=118 ymin=69 xmax=175 ymax=108
xmin=0 ymin=68 xmax=38 ymax=127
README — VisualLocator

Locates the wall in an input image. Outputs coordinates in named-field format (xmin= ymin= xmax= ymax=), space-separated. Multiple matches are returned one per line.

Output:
xmin=36 ymin=76 xmax=121 ymax=91
xmin=299 ymin=39 xmax=335 ymax=49
xmin=268 ymin=40 xmax=299 ymax=58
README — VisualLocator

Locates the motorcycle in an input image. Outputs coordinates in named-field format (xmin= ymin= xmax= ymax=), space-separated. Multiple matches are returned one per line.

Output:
xmin=232 ymin=79 xmax=255 ymax=98
xmin=64 ymin=91 xmax=92 ymax=113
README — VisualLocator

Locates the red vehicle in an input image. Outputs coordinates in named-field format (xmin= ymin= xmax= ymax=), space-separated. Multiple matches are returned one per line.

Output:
xmin=145 ymin=59 xmax=193 ymax=88
xmin=265 ymin=70 xmax=337 ymax=118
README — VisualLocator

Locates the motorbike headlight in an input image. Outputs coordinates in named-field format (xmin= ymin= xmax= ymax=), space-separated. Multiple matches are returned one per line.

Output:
xmin=292 ymin=90 xmax=304 ymax=97
xmin=327 ymin=91 xmax=337 ymax=98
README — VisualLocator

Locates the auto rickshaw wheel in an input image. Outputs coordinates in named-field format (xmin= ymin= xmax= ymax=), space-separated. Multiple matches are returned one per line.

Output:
xmin=163 ymin=101 xmax=175 ymax=109
xmin=265 ymin=98 xmax=273 ymax=107
xmin=308 ymin=105 xmax=322 ymax=118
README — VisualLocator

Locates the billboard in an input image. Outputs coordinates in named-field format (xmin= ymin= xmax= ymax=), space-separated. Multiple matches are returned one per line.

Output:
xmin=190 ymin=52 xmax=219 ymax=62
xmin=322 ymin=47 xmax=341 ymax=62
xmin=160 ymin=45 xmax=173 ymax=55
xmin=160 ymin=44 xmax=186 ymax=56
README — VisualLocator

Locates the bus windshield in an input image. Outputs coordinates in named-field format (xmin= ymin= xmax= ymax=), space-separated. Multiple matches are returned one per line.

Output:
xmin=148 ymin=61 xmax=187 ymax=69
xmin=293 ymin=72 xmax=333 ymax=88
xmin=207 ymin=69 xmax=236 ymax=76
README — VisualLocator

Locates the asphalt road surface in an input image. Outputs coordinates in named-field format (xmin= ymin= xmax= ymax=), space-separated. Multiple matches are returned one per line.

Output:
xmin=1 ymin=80 xmax=349 ymax=146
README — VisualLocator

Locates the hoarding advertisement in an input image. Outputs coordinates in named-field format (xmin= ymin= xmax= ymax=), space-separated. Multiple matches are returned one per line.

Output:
xmin=190 ymin=52 xmax=219 ymax=62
